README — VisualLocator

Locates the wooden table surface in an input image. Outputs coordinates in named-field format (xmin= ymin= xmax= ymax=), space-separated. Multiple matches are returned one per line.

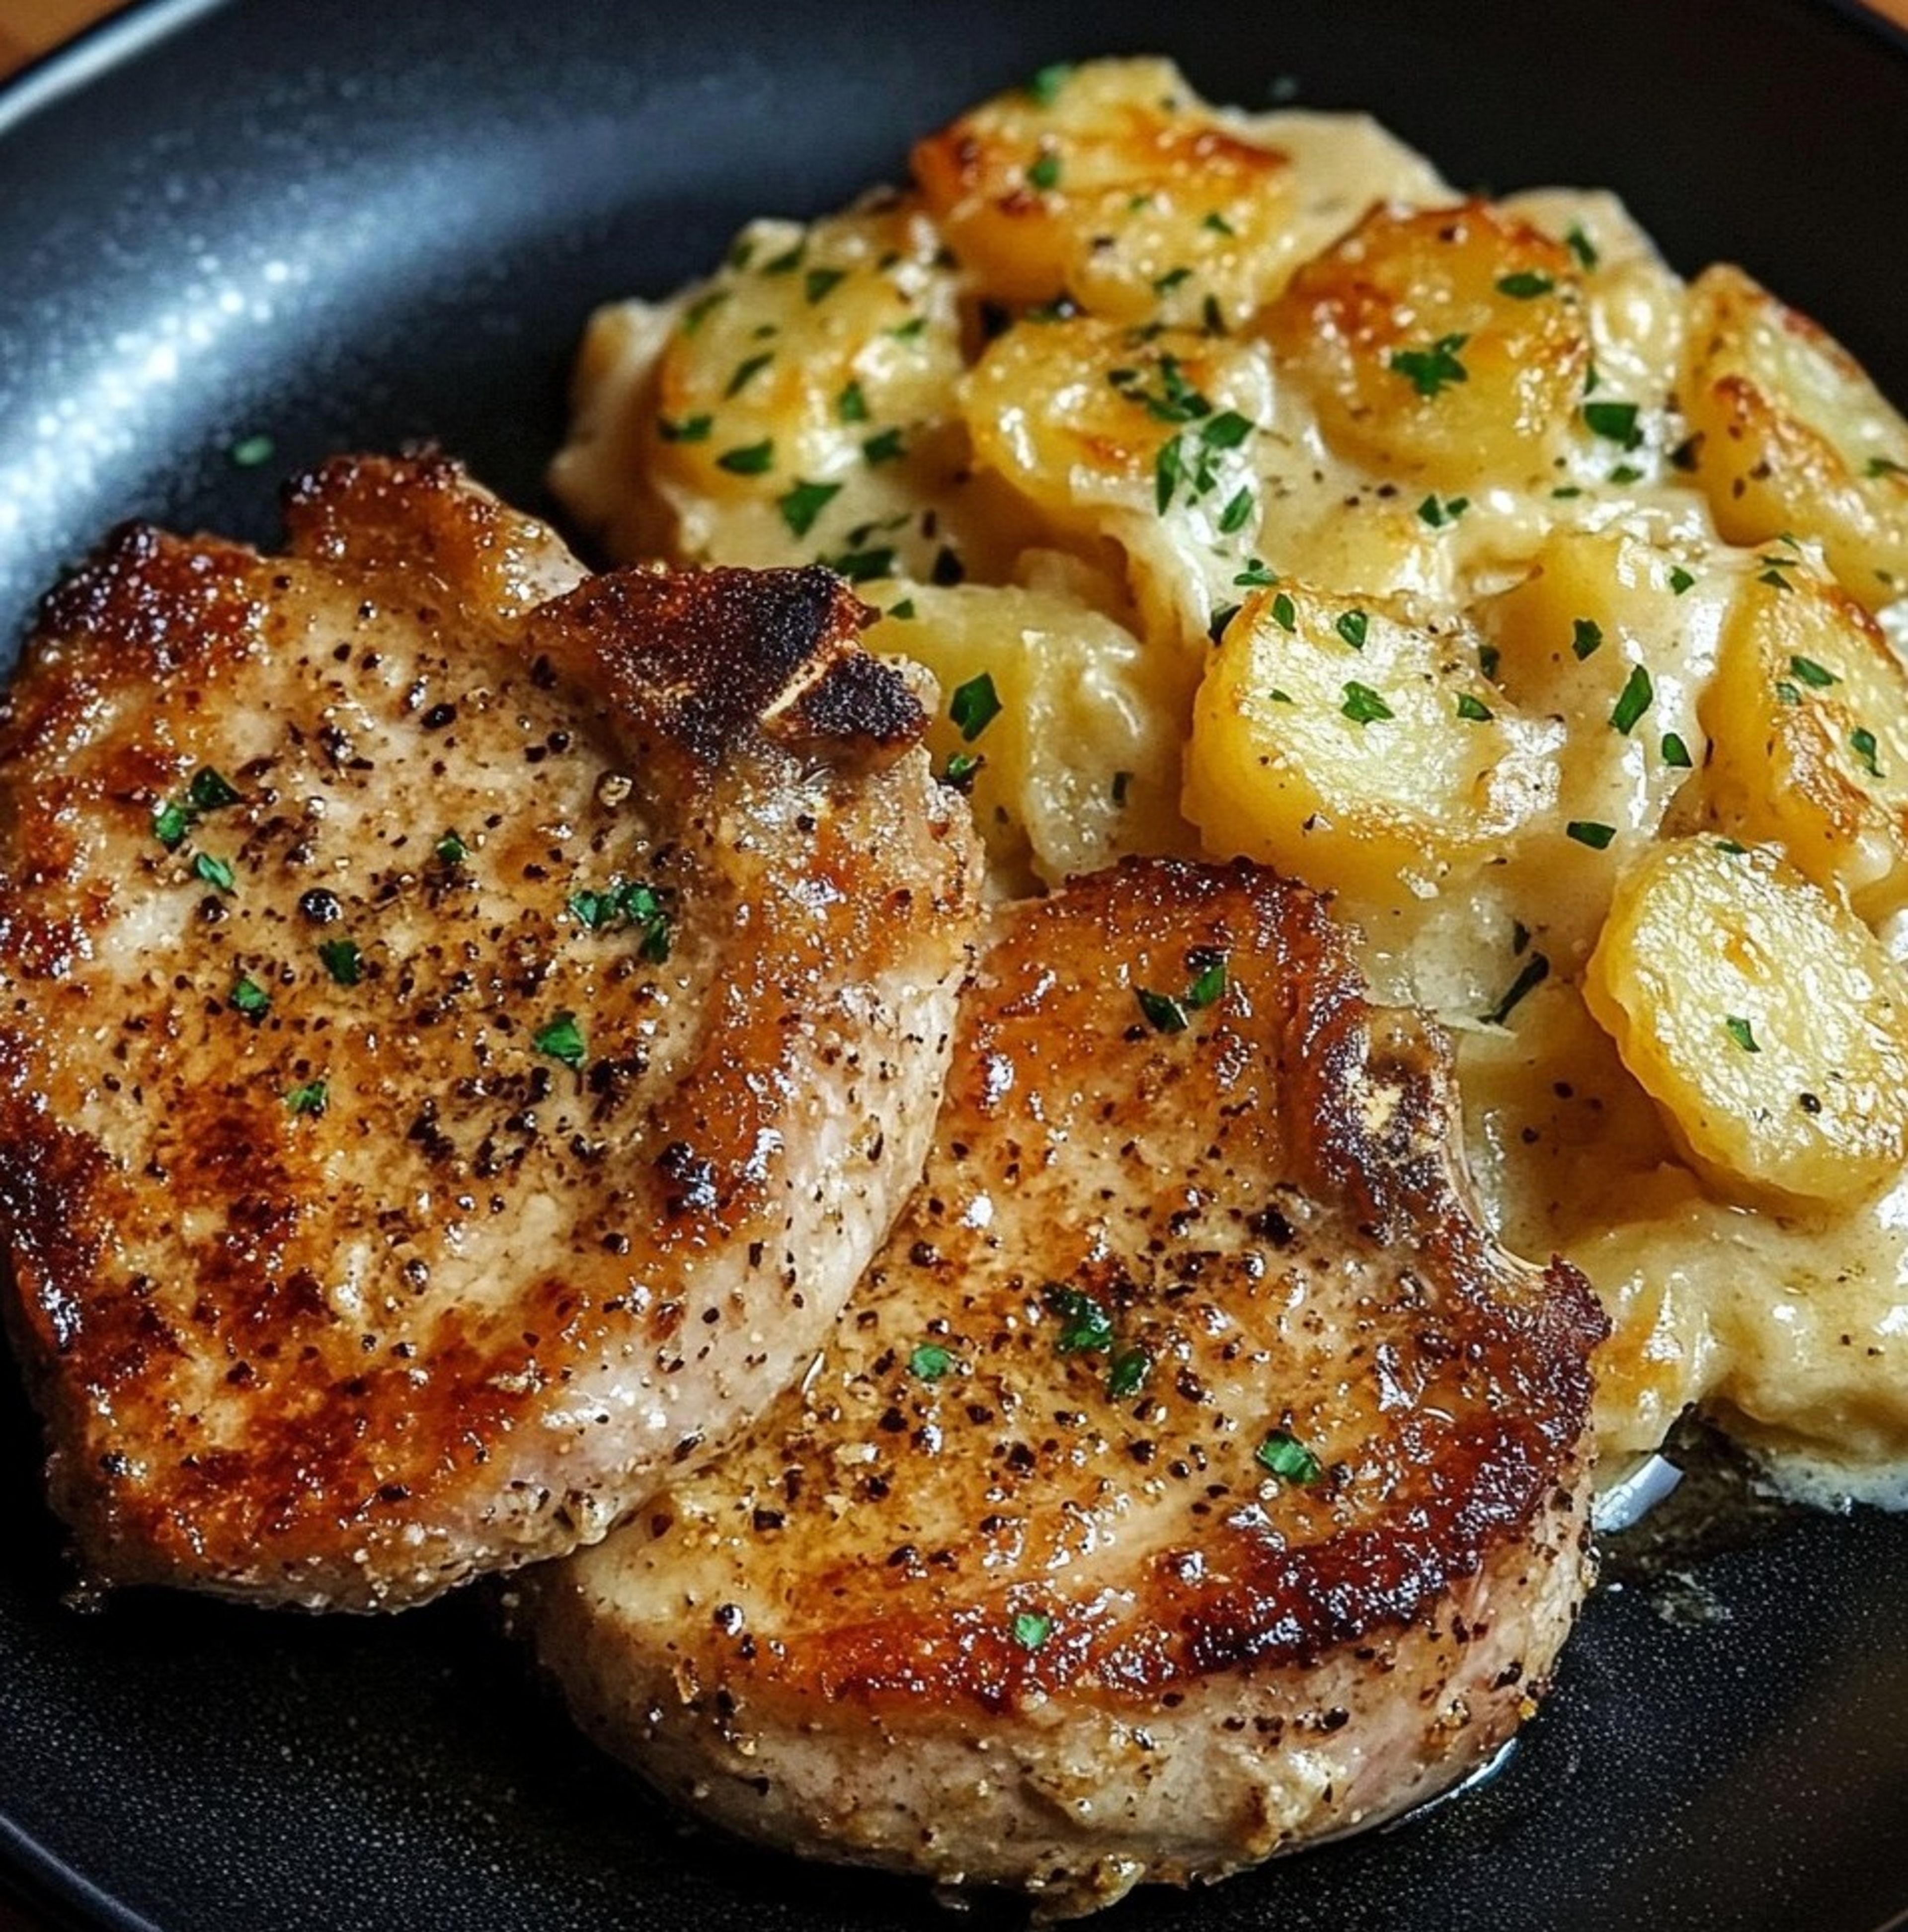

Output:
xmin=6 ymin=0 xmax=1908 ymax=77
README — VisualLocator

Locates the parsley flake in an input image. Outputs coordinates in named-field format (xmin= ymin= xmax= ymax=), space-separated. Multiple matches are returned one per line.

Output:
xmin=724 ymin=352 xmax=774 ymax=399
xmin=836 ymin=381 xmax=869 ymax=423
xmin=1661 ymin=731 xmax=1694 ymax=768
xmin=1135 ymin=987 xmax=1190 ymax=1034
xmin=657 ymin=413 xmax=713 ymax=443
xmin=228 ymin=433 xmax=275 ymax=468
xmin=776 ymin=478 xmax=842 ymax=539
xmin=193 ymin=852 xmax=236 ymax=893
xmin=942 ymin=751 xmax=984 ymax=792
xmin=1483 ymin=951 xmax=1550 ymax=1026
xmin=1106 ymin=1346 xmax=1152 ymax=1399
xmin=1218 ymin=485 xmax=1255 ymax=534
xmin=822 ymin=546 xmax=896 ymax=582
xmin=435 ymin=830 xmax=468 ymax=865
xmin=285 ymin=1080 xmax=328 ymax=1117
xmin=1724 ymin=1015 xmax=1760 ymax=1053
xmin=1566 ymin=820 xmax=1616 ymax=849
xmin=1565 ymin=223 xmax=1599 ymax=270
xmin=950 ymin=672 xmax=1002 ymax=742
xmin=1456 ymin=692 xmax=1494 ymax=722
xmin=1417 ymin=493 xmax=1469 ymax=527
xmin=188 ymin=768 xmax=242 ymax=812
xmin=1852 ymin=726 xmax=1885 ymax=779
xmin=803 ymin=266 xmax=846 ymax=305
xmin=1389 ymin=332 xmax=1470 ymax=399
xmin=1044 ymin=1285 xmax=1115 ymax=1354
xmin=533 ymin=1011 xmax=586 ymax=1069
xmin=1027 ymin=151 xmax=1062 ymax=192
xmin=716 ymin=440 xmax=775 ymax=476
xmin=1255 ymin=1429 xmax=1323 ymax=1484
xmin=152 ymin=800 xmax=192 ymax=850
xmin=1669 ymin=565 xmax=1697 ymax=595
xmin=229 ymin=975 xmax=270 ymax=1018
xmin=318 ymin=939 xmax=361 ymax=986
xmin=680 ymin=288 xmax=729 ymax=335
xmin=1610 ymin=663 xmax=1655 ymax=735
xmin=1335 ymin=609 xmax=1368 ymax=650
xmin=1185 ymin=948 xmax=1229 ymax=1009
xmin=861 ymin=427 xmax=906 ymax=466
xmin=1495 ymin=271 xmax=1556 ymax=299
xmin=908 ymin=1343 xmax=954 ymax=1381
xmin=1584 ymin=400 xmax=1643 ymax=450
xmin=1234 ymin=559 xmax=1278 ymax=588
xmin=1866 ymin=456 xmax=1907 ymax=480
xmin=1271 ymin=591 xmax=1297 ymax=633
xmin=1154 ymin=434 xmax=1186 ymax=515
xmin=1790 ymin=654 xmax=1839 ymax=689
xmin=1341 ymin=681 xmax=1394 ymax=725
xmin=1011 ymin=1611 xmax=1053 ymax=1651
xmin=1573 ymin=618 xmax=1604 ymax=660
xmin=1027 ymin=61 xmax=1074 ymax=105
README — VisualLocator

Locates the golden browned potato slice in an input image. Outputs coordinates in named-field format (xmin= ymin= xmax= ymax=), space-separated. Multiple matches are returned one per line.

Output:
xmin=913 ymin=57 xmax=1294 ymax=329
xmin=1263 ymin=201 xmax=1590 ymax=490
xmin=1682 ymin=263 xmax=1908 ymax=610
xmin=1186 ymin=582 xmax=1556 ymax=905
xmin=1697 ymin=559 xmax=1908 ymax=922
xmin=1584 ymin=837 xmax=1908 ymax=1209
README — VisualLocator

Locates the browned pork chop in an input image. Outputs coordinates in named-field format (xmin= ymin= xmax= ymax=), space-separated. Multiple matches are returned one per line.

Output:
xmin=0 ymin=453 xmax=981 ymax=1610
xmin=524 ymin=858 xmax=1607 ymax=1913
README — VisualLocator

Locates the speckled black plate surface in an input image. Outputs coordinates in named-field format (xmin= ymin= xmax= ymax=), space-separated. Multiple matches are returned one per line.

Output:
xmin=3 ymin=2 xmax=1908 ymax=1927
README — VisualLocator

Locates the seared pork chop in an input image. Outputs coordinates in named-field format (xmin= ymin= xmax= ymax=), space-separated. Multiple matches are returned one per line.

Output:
xmin=525 ymin=858 xmax=1606 ymax=1913
xmin=0 ymin=453 xmax=981 ymax=1610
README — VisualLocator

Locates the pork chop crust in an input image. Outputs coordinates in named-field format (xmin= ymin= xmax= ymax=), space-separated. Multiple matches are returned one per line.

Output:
xmin=524 ymin=858 xmax=1606 ymax=1911
xmin=0 ymin=453 xmax=982 ymax=1610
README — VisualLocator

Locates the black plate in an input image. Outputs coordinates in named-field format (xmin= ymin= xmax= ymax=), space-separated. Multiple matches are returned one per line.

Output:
xmin=4 ymin=2 xmax=1908 ymax=1928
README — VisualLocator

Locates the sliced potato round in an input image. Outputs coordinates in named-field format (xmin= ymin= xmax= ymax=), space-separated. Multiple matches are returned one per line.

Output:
xmin=912 ymin=57 xmax=1297 ymax=330
xmin=1262 ymin=200 xmax=1590 ymax=490
xmin=1584 ymin=837 xmax=1908 ymax=1208
xmin=861 ymin=579 xmax=1193 ymax=890
xmin=1697 ymin=561 xmax=1908 ymax=921
xmin=1682 ymin=263 xmax=1908 ymax=610
xmin=1186 ymin=582 xmax=1556 ymax=905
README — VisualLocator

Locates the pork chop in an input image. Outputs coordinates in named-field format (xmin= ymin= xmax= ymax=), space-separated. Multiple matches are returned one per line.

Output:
xmin=0 ymin=453 xmax=982 ymax=1610
xmin=523 ymin=857 xmax=1606 ymax=1913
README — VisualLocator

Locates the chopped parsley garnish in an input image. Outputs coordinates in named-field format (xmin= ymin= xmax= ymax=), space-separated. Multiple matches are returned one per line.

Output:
xmin=435 ymin=830 xmax=468 ymax=865
xmin=1609 ymin=663 xmax=1654 ymax=735
xmin=761 ymin=238 xmax=806 ymax=275
xmin=1044 ymin=1284 xmax=1115 ymax=1354
xmin=1135 ymin=987 xmax=1190 ymax=1034
xmin=803 ymin=266 xmax=846 ymax=305
xmin=1566 ymin=820 xmax=1616 ymax=849
xmin=285 ymin=1080 xmax=328 ymax=1117
xmin=1724 ymin=1015 xmax=1760 ymax=1054
xmin=942 ymin=751 xmax=984 ymax=792
xmin=1206 ymin=603 xmax=1241 ymax=645
xmin=908 ymin=1342 xmax=954 ymax=1381
xmin=1011 ymin=1611 xmax=1053 ymax=1651
xmin=1456 ymin=692 xmax=1494 ymax=723
xmin=716 ymin=440 xmax=775 ymax=476
xmin=1271 ymin=591 xmax=1297 ymax=633
xmin=1669 ymin=565 xmax=1697 ymax=595
xmin=1202 ymin=411 xmax=1253 ymax=451
xmin=1852 ymin=726 xmax=1885 ymax=779
xmin=153 ymin=800 xmax=192 ymax=849
xmin=228 ymin=433 xmax=275 ymax=468
xmin=1027 ymin=60 xmax=1074 ymax=105
xmin=1565 ymin=223 xmax=1599 ymax=270
xmin=1866 ymin=456 xmax=1907 ymax=479
xmin=822 ymin=546 xmax=897 ymax=582
xmin=1417 ymin=493 xmax=1469 ymax=527
xmin=533 ymin=1011 xmax=587 ymax=1069
xmin=1152 ymin=265 xmax=1193 ymax=296
xmin=1335 ymin=609 xmax=1368 ymax=650
xmin=1759 ymin=566 xmax=1794 ymax=592
xmin=836 ymin=380 xmax=869 ymax=423
xmin=1255 ymin=1429 xmax=1323 ymax=1484
xmin=887 ymin=597 xmax=917 ymax=620
xmin=1154 ymin=436 xmax=1184 ymax=515
xmin=193 ymin=852 xmax=236 ymax=893
xmin=1202 ymin=294 xmax=1227 ymax=336
xmin=1583 ymin=400 xmax=1643 ymax=450
xmin=1218 ymin=485 xmax=1255 ymax=534
xmin=1479 ymin=642 xmax=1502 ymax=680
xmin=1340 ymin=681 xmax=1394 ymax=725
xmin=1027 ymin=151 xmax=1062 ymax=192
xmin=1572 ymin=618 xmax=1604 ymax=660
xmin=1775 ymin=679 xmax=1803 ymax=707
xmin=229 ymin=975 xmax=270 ymax=1018
xmin=318 ymin=939 xmax=361 ymax=986
xmin=1495 ymin=271 xmax=1556 ymax=299
xmin=723 ymin=351 xmax=774 ymax=398
xmin=1790 ymin=654 xmax=1839 ymax=689
xmin=776 ymin=478 xmax=841 ymax=539
xmin=862 ymin=427 xmax=906 ymax=466
xmin=657 ymin=413 xmax=713 ymax=443
xmin=1234 ymin=560 xmax=1278 ymax=588
xmin=1185 ymin=948 xmax=1229 ymax=1009
xmin=1388 ymin=332 xmax=1470 ymax=399
xmin=188 ymin=768 xmax=242 ymax=811
xmin=950 ymin=672 xmax=1002 ymax=742
xmin=888 ymin=315 xmax=929 ymax=343
xmin=1661 ymin=731 xmax=1694 ymax=768
xmin=1483 ymin=950 xmax=1550 ymax=1026
xmin=567 ymin=879 xmax=673 ymax=961
xmin=1106 ymin=1346 xmax=1152 ymax=1399
xmin=1111 ymin=353 xmax=1212 ymax=425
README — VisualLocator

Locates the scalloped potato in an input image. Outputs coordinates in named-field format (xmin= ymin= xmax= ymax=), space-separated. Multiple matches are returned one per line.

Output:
xmin=554 ymin=56 xmax=1908 ymax=1503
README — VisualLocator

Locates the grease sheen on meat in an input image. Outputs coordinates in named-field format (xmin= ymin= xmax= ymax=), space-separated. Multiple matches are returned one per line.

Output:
xmin=0 ymin=454 xmax=981 ymax=1610
xmin=525 ymin=859 xmax=1606 ymax=1913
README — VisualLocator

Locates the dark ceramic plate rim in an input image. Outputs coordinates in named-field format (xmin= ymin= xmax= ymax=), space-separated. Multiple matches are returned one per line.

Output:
xmin=4 ymin=4 xmax=1908 ymax=1930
